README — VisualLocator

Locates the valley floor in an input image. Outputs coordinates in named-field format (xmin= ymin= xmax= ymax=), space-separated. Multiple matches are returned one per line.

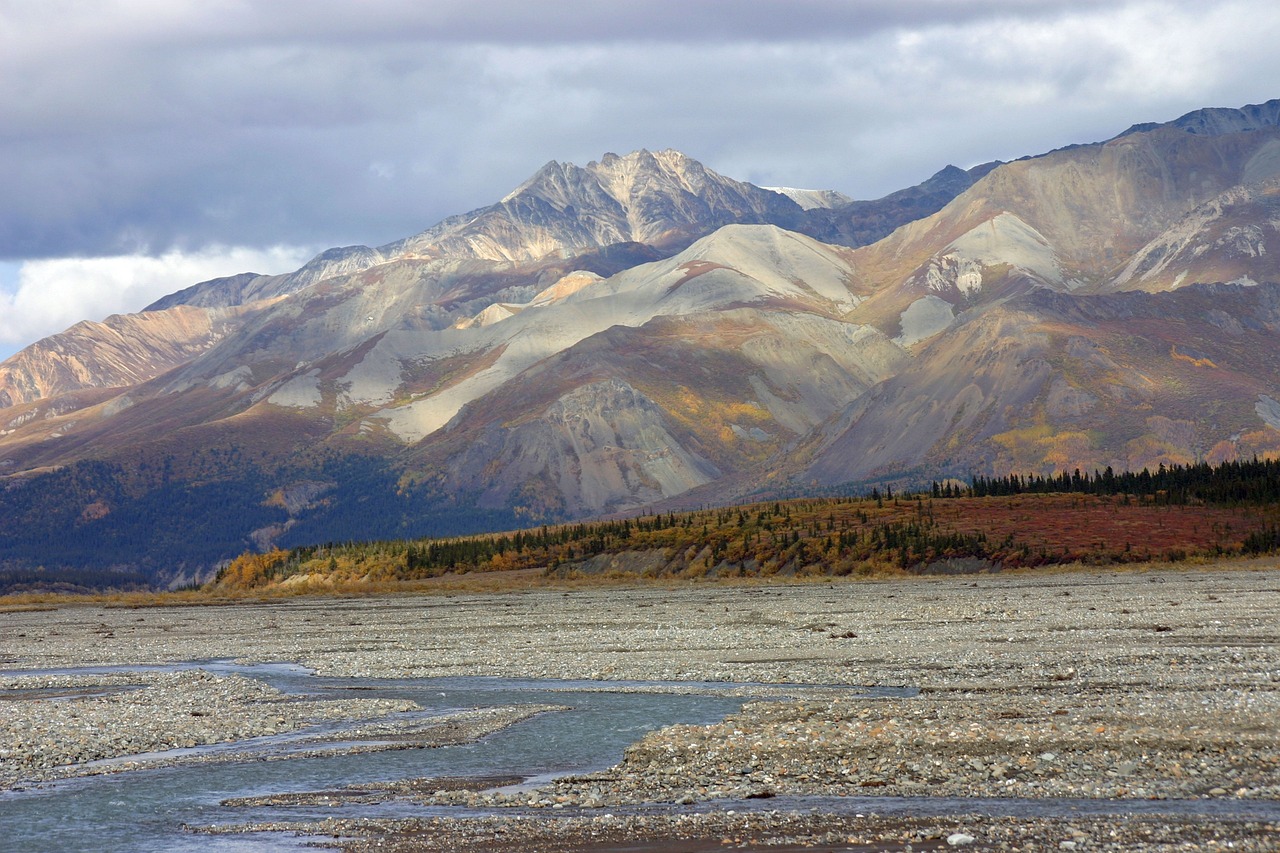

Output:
xmin=2 ymin=561 xmax=1279 ymax=850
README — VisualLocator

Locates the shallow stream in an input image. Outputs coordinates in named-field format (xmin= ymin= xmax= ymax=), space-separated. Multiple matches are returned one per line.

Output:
xmin=2 ymin=662 xmax=1277 ymax=852
xmin=0 ymin=662 xmax=871 ymax=852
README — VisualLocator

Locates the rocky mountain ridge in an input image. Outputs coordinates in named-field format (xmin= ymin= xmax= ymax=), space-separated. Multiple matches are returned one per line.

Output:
xmin=0 ymin=303 xmax=259 ymax=409
xmin=1118 ymin=97 xmax=1280 ymax=138
xmin=0 ymin=148 xmax=991 ymax=417
xmin=3 ymin=98 xmax=1280 ymax=588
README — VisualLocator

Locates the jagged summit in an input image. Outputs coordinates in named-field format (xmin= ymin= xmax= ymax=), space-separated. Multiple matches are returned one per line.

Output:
xmin=386 ymin=148 xmax=806 ymax=263
xmin=137 ymin=150 xmax=811 ymax=316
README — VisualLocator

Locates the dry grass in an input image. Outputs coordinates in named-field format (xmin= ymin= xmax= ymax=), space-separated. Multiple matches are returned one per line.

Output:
xmin=7 ymin=552 xmax=1278 ymax=612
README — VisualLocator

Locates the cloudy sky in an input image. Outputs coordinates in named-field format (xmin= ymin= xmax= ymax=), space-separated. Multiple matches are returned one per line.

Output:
xmin=2 ymin=0 xmax=1278 ymax=358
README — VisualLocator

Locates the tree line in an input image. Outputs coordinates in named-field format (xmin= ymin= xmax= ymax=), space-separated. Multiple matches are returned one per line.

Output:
xmin=954 ymin=458 xmax=1280 ymax=505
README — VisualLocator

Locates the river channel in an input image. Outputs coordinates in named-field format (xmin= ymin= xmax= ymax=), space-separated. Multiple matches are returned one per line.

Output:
xmin=3 ymin=662 xmax=1278 ymax=852
xmin=0 ymin=662 xmax=905 ymax=852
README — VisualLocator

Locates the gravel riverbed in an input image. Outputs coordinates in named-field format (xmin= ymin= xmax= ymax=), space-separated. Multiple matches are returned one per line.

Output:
xmin=3 ymin=562 xmax=1279 ymax=850
xmin=0 ymin=669 xmax=423 ymax=788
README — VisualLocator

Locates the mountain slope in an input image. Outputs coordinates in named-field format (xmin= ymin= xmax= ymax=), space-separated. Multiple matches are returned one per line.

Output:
xmin=1107 ymin=176 xmax=1280 ymax=292
xmin=841 ymin=120 xmax=1280 ymax=348
xmin=0 ymin=304 xmax=257 ymax=409
xmin=809 ymin=282 xmax=1280 ymax=486
xmin=798 ymin=162 xmax=999 ymax=249
xmin=178 ymin=224 xmax=873 ymax=446
xmin=413 ymin=305 xmax=905 ymax=516
xmin=4 ymin=100 xmax=1280 ymax=589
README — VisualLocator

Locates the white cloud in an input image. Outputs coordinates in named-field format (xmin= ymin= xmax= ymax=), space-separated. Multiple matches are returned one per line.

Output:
xmin=0 ymin=246 xmax=314 ymax=359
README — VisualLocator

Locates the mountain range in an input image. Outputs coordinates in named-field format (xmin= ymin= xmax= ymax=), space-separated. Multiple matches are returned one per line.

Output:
xmin=3 ymin=99 xmax=1280 ymax=589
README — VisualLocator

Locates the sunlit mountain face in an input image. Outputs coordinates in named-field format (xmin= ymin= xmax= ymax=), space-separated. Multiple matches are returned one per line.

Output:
xmin=3 ymin=101 xmax=1280 ymax=589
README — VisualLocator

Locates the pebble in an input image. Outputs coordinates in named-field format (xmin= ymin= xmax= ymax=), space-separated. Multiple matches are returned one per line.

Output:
xmin=4 ymin=565 xmax=1280 ymax=851
xmin=0 ymin=669 xmax=420 ymax=788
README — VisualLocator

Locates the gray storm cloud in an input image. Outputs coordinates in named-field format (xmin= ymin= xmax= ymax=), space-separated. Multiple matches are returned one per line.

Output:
xmin=0 ymin=0 xmax=1275 ymax=263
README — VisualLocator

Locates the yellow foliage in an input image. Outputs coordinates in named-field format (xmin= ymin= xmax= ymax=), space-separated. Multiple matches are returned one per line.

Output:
xmin=1169 ymin=346 xmax=1217 ymax=369
xmin=991 ymin=423 xmax=1053 ymax=453
xmin=1040 ymin=431 xmax=1095 ymax=470
xmin=676 ymin=387 xmax=705 ymax=414
xmin=218 ymin=549 xmax=290 ymax=589
xmin=723 ymin=401 xmax=770 ymax=423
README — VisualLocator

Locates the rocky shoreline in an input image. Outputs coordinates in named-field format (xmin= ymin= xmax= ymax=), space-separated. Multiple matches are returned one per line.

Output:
xmin=3 ymin=563 xmax=1279 ymax=849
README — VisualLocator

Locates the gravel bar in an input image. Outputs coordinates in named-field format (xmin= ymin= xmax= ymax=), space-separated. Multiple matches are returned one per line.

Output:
xmin=3 ymin=563 xmax=1279 ymax=850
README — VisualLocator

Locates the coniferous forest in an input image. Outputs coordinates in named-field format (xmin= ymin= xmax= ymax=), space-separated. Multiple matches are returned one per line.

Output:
xmin=962 ymin=457 xmax=1280 ymax=504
